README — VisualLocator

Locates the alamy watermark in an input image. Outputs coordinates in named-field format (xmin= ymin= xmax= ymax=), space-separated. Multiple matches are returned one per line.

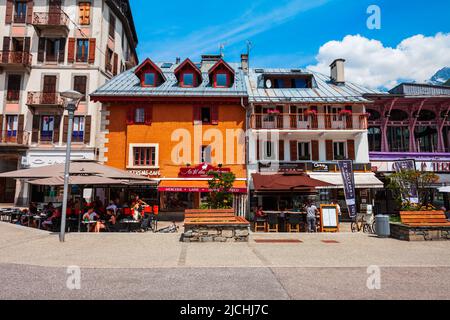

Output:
xmin=366 ymin=265 xmax=381 ymax=290
xmin=367 ymin=5 xmax=381 ymax=30
xmin=66 ymin=265 xmax=81 ymax=290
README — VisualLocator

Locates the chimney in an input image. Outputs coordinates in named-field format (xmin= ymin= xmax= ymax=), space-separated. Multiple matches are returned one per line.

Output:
xmin=175 ymin=57 xmax=181 ymax=64
xmin=330 ymin=59 xmax=345 ymax=84
xmin=241 ymin=53 xmax=249 ymax=74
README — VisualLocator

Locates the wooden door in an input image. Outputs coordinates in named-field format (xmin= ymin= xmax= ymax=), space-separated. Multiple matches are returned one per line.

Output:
xmin=49 ymin=0 xmax=62 ymax=25
xmin=42 ymin=75 xmax=57 ymax=104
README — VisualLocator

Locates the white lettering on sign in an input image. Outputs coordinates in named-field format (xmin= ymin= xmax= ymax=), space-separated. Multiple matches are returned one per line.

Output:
xmin=128 ymin=169 xmax=161 ymax=177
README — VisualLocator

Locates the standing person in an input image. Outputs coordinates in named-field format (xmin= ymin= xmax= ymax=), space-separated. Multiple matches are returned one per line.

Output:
xmin=333 ymin=200 xmax=342 ymax=222
xmin=306 ymin=201 xmax=318 ymax=233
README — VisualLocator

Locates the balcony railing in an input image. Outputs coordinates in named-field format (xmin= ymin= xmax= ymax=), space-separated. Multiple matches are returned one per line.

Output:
xmin=32 ymin=11 xmax=69 ymax=28
xmin=6 ymin=90 xmax=20 ymax=102
xmin=0 ymin=51 xmax=32 ymax=67
xmin=0 ymin=130 xmax=30 ymax=146
xmin=250 ymin=113 xmax=369 ymax=130
xmin=27 ymin=92 xmax=64 ymax=106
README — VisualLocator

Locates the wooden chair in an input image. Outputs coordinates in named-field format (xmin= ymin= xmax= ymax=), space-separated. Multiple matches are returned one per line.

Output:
xmin=253 ymin=217 xmax=267 ymax=232
xmin=266 ymin=213 xmax=279 ymax=232
xmin=286 ymin=213 xmax=301 ymax=232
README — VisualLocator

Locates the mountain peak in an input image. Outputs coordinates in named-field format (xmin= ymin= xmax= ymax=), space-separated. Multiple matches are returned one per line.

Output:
xmin=428 ymin=67 xmax=450 ymax=85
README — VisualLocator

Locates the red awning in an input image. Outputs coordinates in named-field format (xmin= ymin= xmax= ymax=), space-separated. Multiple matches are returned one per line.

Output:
xmin=158 ymin=180 xmax=247 ymax=193
xmin=252 ymin=173 xmax=333 ymax=192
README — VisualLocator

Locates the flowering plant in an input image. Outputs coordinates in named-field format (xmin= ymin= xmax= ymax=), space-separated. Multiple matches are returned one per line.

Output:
xmin=304 ymin=109 xmax=317 ymax=116
xmin=267 ymin=109 xmax=280 ymax=114
xmin=339 ymin=109 xmax=353 ymax=116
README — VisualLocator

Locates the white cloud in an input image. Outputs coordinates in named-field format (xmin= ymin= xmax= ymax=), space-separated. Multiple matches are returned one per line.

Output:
xmin=307 ymin=33 xmax=450 ymax=89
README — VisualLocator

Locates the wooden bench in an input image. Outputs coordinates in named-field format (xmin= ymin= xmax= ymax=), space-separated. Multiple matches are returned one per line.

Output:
xmin=184 ymin=216 xmax=249 ymax=226
xmin=400 ymin=211 xmax=450 ymax=227
xmin=184 ymin=209 xmax=235 ymax=219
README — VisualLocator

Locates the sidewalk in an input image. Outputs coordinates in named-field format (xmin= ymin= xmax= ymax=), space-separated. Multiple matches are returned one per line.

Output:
xmin=0 ymin=222 xmax=449 ymax=269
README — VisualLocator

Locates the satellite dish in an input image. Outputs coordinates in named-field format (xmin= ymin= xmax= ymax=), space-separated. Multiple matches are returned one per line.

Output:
xmin=265 ymin=79 xmax=272 ymax=88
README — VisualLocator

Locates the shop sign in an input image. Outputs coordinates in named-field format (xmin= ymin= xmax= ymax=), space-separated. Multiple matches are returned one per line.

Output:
xmin=128 ymin=169 xmax=161 ymax=177
xmin=338 ymin=160 xmax=357 ymax=219
xmin=178 ymin=163 xmax=231 ymax=178
xmin=372 ymin=161 xmax=450 ymax=173
xmin=312 ymin=163 xmax=329 ymax=172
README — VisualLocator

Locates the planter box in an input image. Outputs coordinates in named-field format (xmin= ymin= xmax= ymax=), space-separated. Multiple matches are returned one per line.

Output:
xmin=390 ymin=222 xmax=450 ymax=241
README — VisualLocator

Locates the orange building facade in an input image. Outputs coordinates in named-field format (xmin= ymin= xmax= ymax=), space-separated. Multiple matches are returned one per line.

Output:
xmin=92 ymin=55 xmax=249 ymax=214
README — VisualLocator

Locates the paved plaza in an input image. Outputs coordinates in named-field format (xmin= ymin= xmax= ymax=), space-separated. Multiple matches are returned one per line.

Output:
xmin=0 ymin=222 xmax=449 ymax=299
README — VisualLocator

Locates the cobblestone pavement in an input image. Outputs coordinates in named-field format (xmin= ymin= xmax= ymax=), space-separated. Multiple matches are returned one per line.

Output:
xmin=0 ymin=222 xmax=449 ymax=299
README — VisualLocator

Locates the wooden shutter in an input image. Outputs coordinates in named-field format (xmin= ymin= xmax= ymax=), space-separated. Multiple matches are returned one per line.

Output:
xmin=53 ymin=116 xmax=61 ymax=143
xmin=347 ymin=139 xmax=355 ymax=160
xmin=254 ymin=105 xmax=262 ymax=129
xmin=24 ymin=37 xmax=31 ymax=53
xmin=62 ymin=116 xmax=68 ymax=142
xmin=3 ymin=37 xmax=10 ymax=51
xmin=26 ymin=0 xmax=34 ymax=24
xmin=256 ymin=139 xmax=260 ymax=161
xmin=144 ymin=105 xmax=153 ymax=125
xmin=290 ymin=141 xmax=297 ymax=161
xmin=5 ymin=0 xmax=13 ymax=24
xmin=88 ymin=38 xmax=96 ymax=63
xmin=311 ymin=140 xmax=319 ymax=161
xmin=276 ymin=106 xmax=283 ymax=128
xmin=211 ymin=106 xmax=219 ymax=125
xmin=31 ymin=116 xmax=40 ymax=143
xmin=192 ymin=106 xmax=201 ymax=124
xmin=58 ymin=38 xmax=66 ymax=63
xmin=0 ymin=115 xmax=3 ymax=141
xmin=326 ymin=140 xmax=333 ymax=161
xmin=126 ymin=108 xmax=134 ymax=125
xmin=113 ymin=52 xmax=118 ymax=75
xmin=84 ymin=115 xmax=91 ymax=144
xmin=38 ymin=38 xmax=45 ymax=62
xmin=67 ymin=38 xmax=75 ymax=63
xmin=2 ymin=37 xmax=10 ymax=63
xmin=278 ymin=140 xmax=284 ymax=161
xmin=17 ymin=115 xmax=25 ymax=144
xmin=290 ymin=105 xmax=297 ymax=128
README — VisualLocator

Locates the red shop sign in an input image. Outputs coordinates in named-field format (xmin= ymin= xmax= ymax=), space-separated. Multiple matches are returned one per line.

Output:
xmin=178 ymin=163 xmax=231 ymax=178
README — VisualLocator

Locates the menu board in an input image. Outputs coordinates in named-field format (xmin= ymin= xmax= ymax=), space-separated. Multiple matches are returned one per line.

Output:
xmin=320 ymin=205 xmax=339 ymax=232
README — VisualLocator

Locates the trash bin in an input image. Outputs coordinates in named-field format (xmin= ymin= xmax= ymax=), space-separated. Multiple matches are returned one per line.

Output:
xmin=375 ymin=214 xmax=390 ymax=238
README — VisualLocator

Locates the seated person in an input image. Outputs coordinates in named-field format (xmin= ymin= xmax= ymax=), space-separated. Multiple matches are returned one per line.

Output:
xmin=82 ymin=208 xmax=105 ymax=233
xmin=105 ymin=208 xmax=118 ymax=231
xmin=255 ymin=206 xmax=266 ymax=220
xmin=42 ymin=208 xmax=61 ymax=230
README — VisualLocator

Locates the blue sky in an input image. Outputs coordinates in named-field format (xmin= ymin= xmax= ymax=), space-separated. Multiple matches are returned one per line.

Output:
xmin=130 ymin=0 xmax=450 ymax=88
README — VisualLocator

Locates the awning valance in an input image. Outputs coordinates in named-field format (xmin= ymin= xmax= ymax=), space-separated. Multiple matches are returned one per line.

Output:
xmin=308 ymin=173 xmax=383 ymax=189
xmin=158 ymin=180 xmax=247 ymax=193
xmin=252 ymin=173 xmax=333 ymax=192
xmin=28 ymin=176 xmax=127 ymax=186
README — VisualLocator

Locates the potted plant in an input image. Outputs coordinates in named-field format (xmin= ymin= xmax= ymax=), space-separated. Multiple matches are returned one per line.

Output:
xmin=339 ymin=109 xmax=353 ymax=117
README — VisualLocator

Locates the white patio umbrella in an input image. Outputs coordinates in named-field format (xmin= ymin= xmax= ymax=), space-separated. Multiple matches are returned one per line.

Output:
xmin=438 ymin=186 xmax=450 ymax=193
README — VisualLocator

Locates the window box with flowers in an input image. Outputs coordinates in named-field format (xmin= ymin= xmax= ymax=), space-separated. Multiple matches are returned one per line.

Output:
xmin=304 ymin=109 xmax=317 ymax=116
xmin=339 ymin=110 xmax=353 ymax=117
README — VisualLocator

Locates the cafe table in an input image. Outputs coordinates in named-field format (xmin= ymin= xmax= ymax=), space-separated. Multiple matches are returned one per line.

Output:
xmin=81 ymin=220 xmax=97 ymax=232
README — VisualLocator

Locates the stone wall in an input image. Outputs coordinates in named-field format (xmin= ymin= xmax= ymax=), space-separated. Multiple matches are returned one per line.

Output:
xmin=181 ymin=225 xmax=250 ymax=242
xmin=390 ymin=223 xmax=450 ymax=241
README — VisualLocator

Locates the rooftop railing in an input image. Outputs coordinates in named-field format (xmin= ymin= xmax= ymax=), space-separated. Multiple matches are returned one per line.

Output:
xmin=250 ymin=113 xmax=369 ymax=130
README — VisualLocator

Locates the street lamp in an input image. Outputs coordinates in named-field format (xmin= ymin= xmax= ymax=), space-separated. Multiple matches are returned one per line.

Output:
xmin=59 ymin=90 xmax=83 ymax=242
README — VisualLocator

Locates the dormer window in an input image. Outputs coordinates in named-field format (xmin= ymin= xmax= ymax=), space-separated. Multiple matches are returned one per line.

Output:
xmin=182 ymin=72 xmax=194 ymax=87
xmin=174 ymin=59 xmax=202 ymax=88
xmin=215 ymin=73 xmax=228 ymax=88
xmin=134 ymin=58 xmax=166 ymax=88
xmin=144 ymin=73 xmax=156 ymax=87
xmin=208 ymin=59 xmax=235 ymax=88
